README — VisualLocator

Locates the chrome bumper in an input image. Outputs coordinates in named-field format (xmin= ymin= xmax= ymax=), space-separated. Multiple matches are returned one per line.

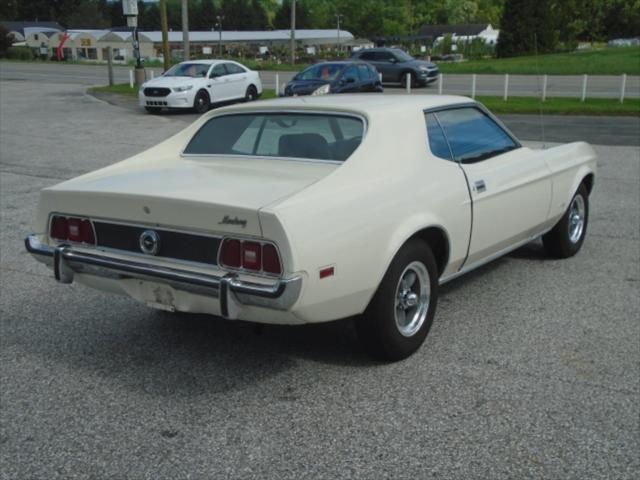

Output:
xmin=25 ymin=235 xmax=302 ymax=319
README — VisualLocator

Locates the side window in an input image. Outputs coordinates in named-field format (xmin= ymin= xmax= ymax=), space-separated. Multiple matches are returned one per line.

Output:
xmin=225 ymin=63 xmax=246 ymax=74
xmin=210 ymin=64 xmax=227 ymax=78
xmin=425 ymin=113 xmax=452 ymax=160
xmin=375 ymin=51 xmax=393 ymax=62
xmin=360 ymin=51 xmax=375 ymax=61
xmin=342 ymin=66 xmax=359 ymax=83
xmin=434 ymin=107 xmax=518 ymax=163
xmin=357 ymin=64 xmax=370 ymax=80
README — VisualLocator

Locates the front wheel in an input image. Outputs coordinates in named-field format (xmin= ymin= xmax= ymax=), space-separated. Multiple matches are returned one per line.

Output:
xmin=543 ymin=183 xmax=589 ymax=258
xmin=193 ymin=90 xmax=210 ymax=114
xmin=356 ymin=239 xmax=439 ymax=361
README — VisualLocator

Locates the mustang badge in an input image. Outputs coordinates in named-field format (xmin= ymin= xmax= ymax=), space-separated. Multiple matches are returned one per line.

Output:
xmin=218 ymin=215 xmax=247 ymax=228
xmin=139 ymin=230 xmax=161 ymax=255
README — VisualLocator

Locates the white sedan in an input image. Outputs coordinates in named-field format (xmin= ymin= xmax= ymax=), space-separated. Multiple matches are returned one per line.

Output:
xmin=139 ymin=60 xmax=262 ymax=114
xmin=25 ymin=95 xmax=596 ymax=360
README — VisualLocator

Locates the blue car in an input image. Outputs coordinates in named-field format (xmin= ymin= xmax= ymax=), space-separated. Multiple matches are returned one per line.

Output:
xmin=283 ymin=61 xmax=383 ymax=97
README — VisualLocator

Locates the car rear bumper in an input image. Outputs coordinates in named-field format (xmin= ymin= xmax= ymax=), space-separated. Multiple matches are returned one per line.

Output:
xmin=25 ymin=234 xmax=302 ymax=320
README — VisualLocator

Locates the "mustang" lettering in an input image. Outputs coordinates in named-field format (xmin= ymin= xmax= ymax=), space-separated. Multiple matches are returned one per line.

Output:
xmin=218 ymin=215 xmax=247 ymax=228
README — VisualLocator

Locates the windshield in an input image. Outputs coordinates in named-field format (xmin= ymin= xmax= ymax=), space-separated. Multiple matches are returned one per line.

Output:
xmin=393 ymin=50 xmax=415 ymax=62
xmin=184 ymin=113 xmax=365 ymax=162
xmin=296 ymin=63 xmax=343 ymax=81
xmin=164 ymin=63 xmax=210 ymax=78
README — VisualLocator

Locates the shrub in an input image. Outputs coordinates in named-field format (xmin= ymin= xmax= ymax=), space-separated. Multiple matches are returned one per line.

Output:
xmin=5 ymin=46 xmax=33 ymax=60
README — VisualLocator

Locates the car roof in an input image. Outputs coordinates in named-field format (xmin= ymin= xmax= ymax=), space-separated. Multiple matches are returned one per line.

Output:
xmin=214 ymin=94 xmax=475 ymax=118
xmin=177 ymin=59 xmax=236 ymax=65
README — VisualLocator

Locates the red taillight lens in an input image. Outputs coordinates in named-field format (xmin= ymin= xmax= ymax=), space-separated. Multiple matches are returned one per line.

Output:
xmin=220 ymin=238 xmax=282 ymax=275
xmin=262 ymin=244 xmax=282 ymax=275
xmin=241 ymin=241 xmax=262 ymax=271
xmin=67 ymin=218 xmax=82 ymax=242
xmin=50 ymin=216 xmax=68 ymax=240
xmin=220 ymin=238 xmax=241 ymax=267
xmin=49 ymin=216 xmax=95 ymax=244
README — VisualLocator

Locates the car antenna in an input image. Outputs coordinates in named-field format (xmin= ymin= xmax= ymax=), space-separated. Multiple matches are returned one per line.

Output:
xmin=533 ymin=33 xmax=547 ymax=149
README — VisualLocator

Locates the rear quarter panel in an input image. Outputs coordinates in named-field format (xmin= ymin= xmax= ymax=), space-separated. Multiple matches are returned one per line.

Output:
xmin=543 ymin=142 xmax=597 ymax=222
xmin=262 ymin=107 xmax=472 ymax=323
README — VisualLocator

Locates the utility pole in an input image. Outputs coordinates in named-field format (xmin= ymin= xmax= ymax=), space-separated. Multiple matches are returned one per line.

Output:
xmin=290 ymin=0 xmax=296 ymax=65
xmin=216 ymin=15 xmax=224 ymax=57
xmin=336 ymin=14 xmax=343 ymax=57
xmin=160 ymin=0 xmax=170 ymax=71
xmin=181 ymin=0 xmax=190 ymax=61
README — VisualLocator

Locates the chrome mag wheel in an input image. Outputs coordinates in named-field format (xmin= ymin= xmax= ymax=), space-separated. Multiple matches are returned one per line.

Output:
xmin=568 ymin=194 xmax=586 ymax=244
xmin=394 ymin=261 xmax=430 ymax=337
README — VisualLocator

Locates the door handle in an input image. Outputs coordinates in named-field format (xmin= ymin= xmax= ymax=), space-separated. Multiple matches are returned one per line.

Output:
xmin=474 ymin=180 xmax=486 ymax=193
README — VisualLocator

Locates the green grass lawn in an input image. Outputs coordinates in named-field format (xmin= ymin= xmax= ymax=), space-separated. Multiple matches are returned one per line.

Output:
xmin=437 ymin=47 xmax=640 ymax=75
xmin=6 ymin=47 xmax=638 ymax=76
xmin=477 ymin=96 xmax=639 ymax=116
xmin=88 ymin=85 xmax=638 ymax=116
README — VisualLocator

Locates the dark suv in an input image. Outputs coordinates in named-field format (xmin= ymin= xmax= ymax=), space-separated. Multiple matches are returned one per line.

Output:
xmin=351 ymin=48 xmax=439 ymax=87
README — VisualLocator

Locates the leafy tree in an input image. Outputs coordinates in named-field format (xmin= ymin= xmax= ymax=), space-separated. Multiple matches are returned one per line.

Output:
xmin=274 ymin=0 xmax=312 ymax=29
xmin=0 ymin=25 xmax=14 ymax=55
xmin=496 ymin=0 xmax=555 ymax=57
xmin=191 ymin=0 xmax=218 ymax=30
xmin=65 ymin=0 xmax=109 ymax=28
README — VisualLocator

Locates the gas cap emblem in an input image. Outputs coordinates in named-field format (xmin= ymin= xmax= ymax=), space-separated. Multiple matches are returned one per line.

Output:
xmin=139 ymin=230 xmax=160 ymax=256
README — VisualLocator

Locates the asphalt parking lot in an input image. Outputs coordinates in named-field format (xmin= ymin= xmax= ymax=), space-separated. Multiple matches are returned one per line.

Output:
xmin=1 ymin=79 xmax=639 ymax=479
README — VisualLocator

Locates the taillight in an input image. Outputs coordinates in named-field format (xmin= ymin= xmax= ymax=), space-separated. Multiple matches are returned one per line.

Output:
xmin=49 ymin=215 xmax=95 ymax=244
xmin=220 ymin=238 xmax=241 ymax=267
xmin=219 ymin=238 xmax=282 ymax=275
xmin=241 ymin=241 xmax=262 ymax=271
xmin=262 ymin=244 xmax=282 ymax=275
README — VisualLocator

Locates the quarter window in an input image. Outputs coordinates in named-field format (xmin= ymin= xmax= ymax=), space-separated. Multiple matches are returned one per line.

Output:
xmin=425 ymin=113 xmax=452 ymax=160
xmin=433 ymin=107 xmax=518 ymax=163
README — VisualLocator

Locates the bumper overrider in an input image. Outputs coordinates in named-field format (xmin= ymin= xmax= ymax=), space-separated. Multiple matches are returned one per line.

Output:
xmin=25 ymin=235 xmax=302 ymax=320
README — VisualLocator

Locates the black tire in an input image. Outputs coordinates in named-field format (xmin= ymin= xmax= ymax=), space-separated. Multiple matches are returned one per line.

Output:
xmin=193 ymin=90 xmax=210 ymax=114
xmin=244 ymin=85 xmax=259 ymax=102
xmin=543 ymin=183 xmax=589 ymax=258
xmin=144 ymin=106 xmax=162 ymax=114
xmin=356 ymin=239 xmax=439 ymax=361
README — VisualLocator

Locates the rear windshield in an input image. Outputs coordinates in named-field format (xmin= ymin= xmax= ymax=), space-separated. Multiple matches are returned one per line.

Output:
xmin=184 ymin=113 xmax=365 ymax=162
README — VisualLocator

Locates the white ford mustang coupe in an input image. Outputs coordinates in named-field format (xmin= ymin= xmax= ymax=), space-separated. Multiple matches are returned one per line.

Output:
xmin=138 ymin=60 xmax=262 ymax=114
xmin=26 ymin=95 xmax=596 ymax=360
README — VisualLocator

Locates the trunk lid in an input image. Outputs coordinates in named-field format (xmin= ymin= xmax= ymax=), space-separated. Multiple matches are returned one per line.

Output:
xmin=42 ymin=156 xmax=337 ymax=237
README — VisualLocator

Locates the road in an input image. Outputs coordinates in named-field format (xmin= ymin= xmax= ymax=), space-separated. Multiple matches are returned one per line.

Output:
xmin=1 ymin=79 xmax=639 ymax=479
xmin=92 ymin=89 xmax=640 ymax=147
xmin=2 ymin=60 xmax=639 ymax=98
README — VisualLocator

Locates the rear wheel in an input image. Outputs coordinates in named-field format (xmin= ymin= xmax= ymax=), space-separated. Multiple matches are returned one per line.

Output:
xmin=193 ymin=90 xmax=210 ymax=114
xmin=144 ymin=106 xmax=162 ymax=114
xmin=400 ymin=72 xmax=414 ymax=89
xmin=356 ymin=239 xmax=439 ymax=361
xmin=543 ymin=183 xmax=589 ymax=258
xmin=244 ymin=85 xmax=259 ymax=102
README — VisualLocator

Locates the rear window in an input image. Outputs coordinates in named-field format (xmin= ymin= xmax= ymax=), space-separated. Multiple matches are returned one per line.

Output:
xmin=184 ymin=113 xmax=365 ymax=162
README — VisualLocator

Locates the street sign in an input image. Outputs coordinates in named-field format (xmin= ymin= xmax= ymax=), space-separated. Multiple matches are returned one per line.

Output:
xmin=122 ymin=0 xmax=138 ymax=16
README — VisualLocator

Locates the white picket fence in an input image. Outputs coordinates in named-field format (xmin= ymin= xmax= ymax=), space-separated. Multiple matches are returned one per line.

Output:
xmin=423 ymin=72 xmax=631 ymax=103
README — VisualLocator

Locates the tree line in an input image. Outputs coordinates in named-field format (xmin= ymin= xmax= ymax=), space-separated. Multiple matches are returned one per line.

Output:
xmin=1 ymin=0 xmax=638 ymax=57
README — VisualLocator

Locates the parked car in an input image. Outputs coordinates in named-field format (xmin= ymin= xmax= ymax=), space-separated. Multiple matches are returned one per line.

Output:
xmin=138 ymin=60 xmax=262 ymax=114
xmin=283 ymin=61 xmax=383 ymax=96
xmin=25 ymin=95 xmax=596 ymax=360
xmin=351 ymin=47 xmax=439 ymax=87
